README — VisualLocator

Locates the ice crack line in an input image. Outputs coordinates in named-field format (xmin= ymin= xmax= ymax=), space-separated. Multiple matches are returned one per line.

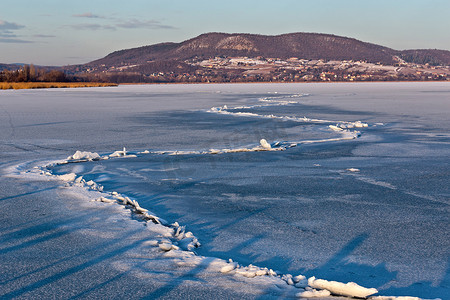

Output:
xmin=12 ymin=148 xmax=436 ymax=300
xmin=207 ymin=93 xmax=368 ymax=150
xmin=208 ymin=93 xmax=368 ymax=129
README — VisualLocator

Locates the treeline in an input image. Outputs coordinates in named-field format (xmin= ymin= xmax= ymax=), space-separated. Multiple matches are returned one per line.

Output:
xmin=81 ymin=65 xmax=448 ymax=84
xmin=0 ymin=64 xmax=69 ymax=82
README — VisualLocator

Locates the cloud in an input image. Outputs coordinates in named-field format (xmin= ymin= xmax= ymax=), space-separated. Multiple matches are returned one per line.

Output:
xmin=0 ymin=20 xmax=30 ymax=42
xmin=33 ymin=34 xmax=56 ymax=38
xmin=72 ymin=12 xmax=104 ymax=19
xmin=71 ymin=23 xmax=116 ymax=31
xmin=70 ymin=18 xmax=175 ymax=31
xmin=116 ymin=19 xmax=176 ymax=29
xmin=0 ymin=30 xmax=17 ymax=38
xmin=0 ymin=20 xmax=25 ymax=30
xmin=0 ymin=38 xmax=33 ymax=43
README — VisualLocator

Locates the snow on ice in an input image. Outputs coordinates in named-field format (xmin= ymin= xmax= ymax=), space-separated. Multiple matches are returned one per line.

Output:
xmin=6 ymin=84 xmax=447 ymax=299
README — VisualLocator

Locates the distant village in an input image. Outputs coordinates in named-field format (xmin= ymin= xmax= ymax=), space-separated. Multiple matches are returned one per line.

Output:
xmin=74 ymin=56 xmax=450 ymax=84
xmin=182 ymin=56 xmax=450 ymax=82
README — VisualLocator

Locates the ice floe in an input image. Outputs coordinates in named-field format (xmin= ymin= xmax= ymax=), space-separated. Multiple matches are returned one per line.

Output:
xmin=153 ymin=138 xmax=284 ymax=156
xmin=56 ymin=172 xmax=77 ymax=182
xmin=67 ymin=150 xmax=100 ymax=161
xmin=370 ymin=297 xmax=441 ymax=300
xmin=329 ymin=124 xmax=344 ymax=131
xmin=259 ymin=138 xmax=272 ymax=150
xmin=308 ymin=276 xmax=378 ymax=298
xmin=109 ymin=147 xmax=137 ymax=158
xmin=297 ymin=287 xmax=331 ymax=298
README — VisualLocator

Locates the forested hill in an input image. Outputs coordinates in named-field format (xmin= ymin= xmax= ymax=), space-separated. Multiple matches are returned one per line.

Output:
xmin=87 ymin=32 xmax=450 ymax=67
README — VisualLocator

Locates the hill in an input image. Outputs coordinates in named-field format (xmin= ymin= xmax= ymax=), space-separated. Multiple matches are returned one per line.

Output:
xmin=87 ymin=32 xmax=395 ymax=67
xmin=63 ymin=32 xmax=450 ymax=83
xmin=86 ymin=32 xmax=450 ymax=67
xmin=0 ymin=63 xmax=23 ymax=72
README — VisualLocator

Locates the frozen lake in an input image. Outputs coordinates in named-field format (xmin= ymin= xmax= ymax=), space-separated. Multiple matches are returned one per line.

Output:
xmin=1 ymin=82 xmax=449 ymax=299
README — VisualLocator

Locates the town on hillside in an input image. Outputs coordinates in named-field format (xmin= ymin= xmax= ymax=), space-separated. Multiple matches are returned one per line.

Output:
xmin=75 ymin=56 xmax=450 ymax=83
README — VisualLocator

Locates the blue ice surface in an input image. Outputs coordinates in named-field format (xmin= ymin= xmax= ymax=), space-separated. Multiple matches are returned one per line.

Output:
xmin=46 ymin=83 xmax=449 ymax=298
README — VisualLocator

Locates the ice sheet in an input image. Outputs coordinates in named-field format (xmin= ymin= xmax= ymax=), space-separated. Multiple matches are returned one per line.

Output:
xmin=1 ymin=82 xmax=449 ymax=299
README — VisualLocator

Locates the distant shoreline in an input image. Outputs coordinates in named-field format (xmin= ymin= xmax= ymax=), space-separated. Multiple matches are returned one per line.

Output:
xmin=2 ymin=80 xmax=448 ymax=90
xmin=0 ymin=82 xmax=118 ymax=90
xmin=119 ymin=80 xmax=450 ymax=86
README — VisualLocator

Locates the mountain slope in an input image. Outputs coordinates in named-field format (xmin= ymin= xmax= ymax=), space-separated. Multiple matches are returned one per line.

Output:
xmin=399 ymin=49 xmax=450 ymax=65
xmin=86 ymin=32 xmax=450 ymax=68
xmin=88 ymin=32 xmax=398 ymax=66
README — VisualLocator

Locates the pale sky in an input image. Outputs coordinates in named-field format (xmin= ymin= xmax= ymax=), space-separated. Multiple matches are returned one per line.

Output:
xmin=1 ymin=0 xmax=449 ymax=66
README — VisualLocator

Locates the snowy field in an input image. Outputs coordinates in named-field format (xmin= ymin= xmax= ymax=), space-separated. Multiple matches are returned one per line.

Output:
xmin=0 ymin=82 xmax=449 ymax=299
